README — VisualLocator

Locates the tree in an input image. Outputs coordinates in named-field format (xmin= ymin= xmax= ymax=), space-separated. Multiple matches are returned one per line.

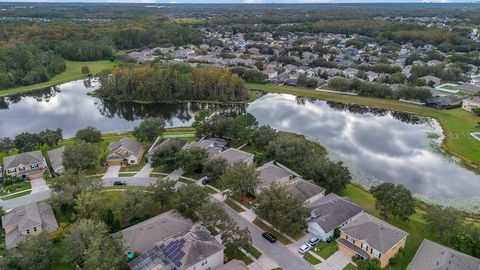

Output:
xmin=14 ymin=132 xmax=41 ymax=152
xmin=174 ymin=184 xmax=209 ymax=218
xmin=81 ymin=65 xmax=91 ymax=76
xmin=0 ymin=137 xmax=14 ymax=153
xmin=311 ymin=159 xmax=351 ymax=193
xmin=104 ymin=209 xmax=121 ymax=233
xmin=474 ymin=107 xmax=480 ymax=116
xmin=75 ymin=126 xmax=102 ymax=143
xmin=252 ymin=125 xmax=278 ymax=150
xmin=50 ymin=171 xmax=100 ymax=213
xmin=221 ymin=221 xmax=252 ymax=257
xmin=255 ymin=185 xmax=309 ymax=235
xmin=151 ymin=141 xmax=181 ymax=170
xmin=63 ymin=141 xmax=99 ymax=171
xmin=227 ymin=113 xmax=258 ymax=145
xmin=133 ymin=117 xmax=166 ymax=142
xmin=151 ymin=179 xmax=176 ymax=208
xmin=74 ymin=191 xmax=108 ymax=221
xmin=197 ymin=201 xmax=230 ymax=229
xmin=175 ymin=148 xmax=208 ymax=173
xmin=221 ymin=161 xmax=259 ymax=199
xmin=425 ymin=205 xmax=462 ymax=242
xmin=370 ymin=183 xmax=416 ymax=220
xmin=203 ymin=158 xmax=228 ymax=183
xmin=121 ymin=190 xmax=154 ymax=222
xmin=38 ymin=129 xmax=63 ymax=147
xmin=357 ymin=259 xmax=382 ymax=270
xmin=1 ymin=233 xmax=54 ymax=270
xmin=195 ymin=114 xmax=233 ymax=138
xmin=63 ymin=219 xmax=125 ymax=269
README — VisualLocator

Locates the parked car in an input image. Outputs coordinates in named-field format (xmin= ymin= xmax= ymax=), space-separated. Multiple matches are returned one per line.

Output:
xmin=200 ymin=176 xmax=210 ymax=185
xmin=298 ymin=243 xmax=312 ymax=254
xmin=262 ymin=232 xmax=277 ymax=243
xmin=113 ymin=180 xmax=127 ymax=186
xmin=308 ymin=236 xmax=320 ymax=246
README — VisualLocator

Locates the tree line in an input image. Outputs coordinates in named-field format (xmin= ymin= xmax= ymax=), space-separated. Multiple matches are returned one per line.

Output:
xmin=95 ymin=64 xmax=249 ymax=103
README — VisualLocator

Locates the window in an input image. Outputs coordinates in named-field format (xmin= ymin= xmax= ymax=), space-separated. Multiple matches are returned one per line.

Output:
xmin=130 ymin=160 xmax=135 ymax=164
xmin=346 ymin=235 xmax=355 ymax=244
xmin=371 ymin=249 xmax=382 ymax=258
xmin=33 ymin=227 xmax=37 ymax=232
xmin=26 ymin=229 xmax=30 ymax=234
xmin=361 ymin=242 xmax=368 ymax=251
xmin=18 ymin=166 xmax=25 ymax=171
xmin=7 ymin=168 xmax=16 ymax=173
xmin=30 ymin=163 xmax=39 ymax=169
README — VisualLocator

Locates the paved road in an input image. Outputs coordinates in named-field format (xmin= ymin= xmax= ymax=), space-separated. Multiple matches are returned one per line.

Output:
xmin=102 ymin=177 xmax=157 ymax=187
xmin=221 ymin=202 xmax=313 ymax=270
xmin=0 ymin=190 xmax=52 ymax=210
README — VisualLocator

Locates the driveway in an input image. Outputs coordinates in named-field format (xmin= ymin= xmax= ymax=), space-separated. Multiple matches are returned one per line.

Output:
xmin=164 ymin=168 xmax=184 ymax=181
xmin=220 ymin=201 xmax=313 ymax=270
xmin=134 ymin=163 xmax=153 ymax=178
xmin=102 ymin=165 xmax=121 ymax=179
xmin=315 ymin=251 xmax=352 ymax=270
xmin=30 ymin=177 xmax=49 ymax=193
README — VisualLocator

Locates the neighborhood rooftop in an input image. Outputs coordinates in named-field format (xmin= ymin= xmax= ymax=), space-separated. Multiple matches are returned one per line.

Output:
xmin=211 ymin=147 xmax=254 ymax=165
xmin=3 ymin=151 xmax=44 ymax=169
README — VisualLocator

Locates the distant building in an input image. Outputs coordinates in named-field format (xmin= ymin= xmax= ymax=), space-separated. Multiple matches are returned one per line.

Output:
xmin=462 ymin=97 xmax=480 ymax=112
xmin=2 ymin=202 xmax=58 ymax=249
xmin=425 ymin=95 xmax=463 ymax=109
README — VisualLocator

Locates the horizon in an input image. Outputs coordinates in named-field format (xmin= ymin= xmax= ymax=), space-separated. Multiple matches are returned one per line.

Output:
xmin=1 ymin=0 xmax=480 ymax=4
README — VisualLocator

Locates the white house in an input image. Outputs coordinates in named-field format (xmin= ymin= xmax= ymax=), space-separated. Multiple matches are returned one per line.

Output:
xmin=462 ymin=97 xmax=480 ymax=112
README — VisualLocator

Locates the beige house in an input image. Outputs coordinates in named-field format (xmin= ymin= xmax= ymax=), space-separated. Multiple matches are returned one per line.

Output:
xmin=337 ymin=213 xmax=408 ymax=268
xmin=462 ymin=97 xmax=480 ymax=112
xmin=2 ymin=202 xmax=59 ymax=249
xmin=107 ymin=137 xmax=144 ymax=166
xmin=3 ymin=151 xmax=48 ymax=180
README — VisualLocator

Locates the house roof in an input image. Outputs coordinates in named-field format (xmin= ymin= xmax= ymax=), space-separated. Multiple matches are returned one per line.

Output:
xmin=47 ymin=147 xmax=65 ymax=171
xmin=455 ymin=84 xmax=480 ymax=94
xmin=149 ymin=137 xmax=188 ymax=156
xmin=283 ymin=179 xmax=325 ymax=202
xmin=2 ymin=202 xmax=58 ymax=249
xmin=3 ymin=151 xmax=44 ymax=169
xmin=427 ymin=95 xmax=463 ymax=106
xmin=119 ymin=210 xmax=193 ymax=253
xmin=340 ymin=213 xmax=408 ymax=254
xmin=256 ymin=160 xmax=299 ymax=189
xmin=407 ymin=239 xmax=480 ymax=270
xmin=211 ymin=148 xmax=254 ymax=165
xmin=217 ymin=260 xmax=248 ymax=270
xmin=309 ymin=193 xmax=364 ymax=234
xmin=108 ymin=137 xmax=143 ymax=159
xmin=464 ymin=96 xmax=480 ymax=104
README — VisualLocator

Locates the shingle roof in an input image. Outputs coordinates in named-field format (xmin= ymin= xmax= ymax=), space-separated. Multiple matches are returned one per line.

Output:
xmin=256 ymin=161 xmax=299 ymax=189
xmin=108 ymin=137 xmax=143 ymax=159
xmin=211 ymin=148 xmax=254 ymax=165
xmin=407 ymin=239 xmax=480 ymax=270
xmin=216 ymin=260 xmax=248 ymax=270
xmin=284 ymin=179 xmax=325 ymax=202
xmin=47 ymin=147 xmax=64 ymax=172
xmin=309 ymin=193 xmax=364 ymax=234
xmin=119 ymin=210 xmax=193 ymax=253
xmin=3 ymin=151 xmax=44 ymax=169
xmin=340 ymin=213 xmax=408 ymax=253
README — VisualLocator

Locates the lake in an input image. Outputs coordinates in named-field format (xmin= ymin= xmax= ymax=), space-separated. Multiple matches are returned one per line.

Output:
xmin=0 ymin=80 xmax=479 ymax=211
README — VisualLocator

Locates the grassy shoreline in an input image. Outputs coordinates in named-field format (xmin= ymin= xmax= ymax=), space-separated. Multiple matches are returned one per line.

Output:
xmin=0 ymin=60 xmax=118 ymax=97
xmin=247 ymin=83 xmax=480 ymax=172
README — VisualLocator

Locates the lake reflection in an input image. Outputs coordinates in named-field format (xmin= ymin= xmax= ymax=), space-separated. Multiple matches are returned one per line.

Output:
xmin=247 ymin=94 xmax=480 ymax=206
xmin=0 ymin=80 xmax=245 ymax=138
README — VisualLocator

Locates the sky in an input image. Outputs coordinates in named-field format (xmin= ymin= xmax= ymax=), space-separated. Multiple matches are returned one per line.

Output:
xmin=0 ymin=0 xmax=477 ymax=3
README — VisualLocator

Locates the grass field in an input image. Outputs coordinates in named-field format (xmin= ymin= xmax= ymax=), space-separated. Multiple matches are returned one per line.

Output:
xmin=0 ymin=60 xmax=118 ymax=97
xmin=312 ymin=241 xmax=338 ymax=259
xmin=248 ymin=83 xmax=480 ymax=171
xmin=303 ymin=252 xmax=322 ymax=265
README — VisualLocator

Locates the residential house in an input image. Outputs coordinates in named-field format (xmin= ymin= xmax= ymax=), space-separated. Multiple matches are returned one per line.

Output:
xmin=427 ymin=60 xmax=442 ymax=67
xmin=365 ymin=71 xmax=379 ymax=82
xmin=107 ymin=137 xmax=144 ymax=166
xmin=2 ymin=202 xmax=58 ymax=249
xmin=3 ymin=151 xmax=48 ymax=180
xmin=184 ymin=138 xmax=228 ymax=158
xmin=420 ymin=75 xmax=441 ymax=86
xmin=119 ymin=210 xmax=193 ymax=254
xmin=283 ymin=179 xmax=325 ymax=205
xmin=470 ymin=75 xmax=480 ymax=87
xmin=217 ymin=260 xmax=248 ymax=270
xmin=47 ymin=146 xmax=65 ymax=174
xmin=425 ymin=95 xmax=463 ymax=109
xmin=336 ymin=213 xmax=408 ymax=268
xmin=307 ymin=193 xmax=364 ymax=241
xmin=343 ymin=68 xmax=359 ymax=79
xmin=262 ymin=69 xmax=278 ymax=79
xmin=296 ymin=66 xmax=311 ymax=74
xmin=211 ymin=148 xmax=254 ymax=166
xmin=283 ymin=64 xmax=298 ymax=73
xmin=129 ymin=225 xmax=224 ymax=270
xmin=148 ymin=137 xmax=188 ymax=161
xmin=256 ymin=160 xmax=299 ymax=190
xmin=454 ymin=84 xmax=480 ymax=95
xmin=269 ymin=73 xmax=290 ymax=84
xmin=407 ymin=239 xmax=480 ymax=270
xmin=462 ymin=97 xmax=480 ymax=112
xmin=284 ymin=78 xmax=299 ymax=86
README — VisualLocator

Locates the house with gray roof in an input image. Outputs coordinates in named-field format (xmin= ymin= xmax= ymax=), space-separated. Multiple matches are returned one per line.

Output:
xmin=216 ymin=260 xmax=248 ymax=270
xmin=107 ymin=137 xmax=144 ymax=166
xmin=255 ymin=160 xmax=299 ymax=190
xmin=454 ymin=83 xmax=480 ymax=95
xmin=129 ymin=225 xmax=224 ymax=270
xmin=3 ymin=150 xmax=47 ymax=180
xmin=147 ymin=137 xmax=188 ymax=161
xmin=426 ymin=95 xmax=463 ymax=109
xmin=47 ymin=146 xmax=65 ymax=174
xmin=119 ymin=210 xmax=193 ymax=253
xmin=283 ymin=179 xmax=325 ymax=205
xmin=2 ymin=202 xmax=58 ymax=249
xmin=307 ymin=193 xmax=364 ymax=241
xmin=184 ymin=138 xmax=227 ymax=158
xmin=211 ymin=148 xmax=254 ymax=166
xmin=407 ymin=239 xmax=480 ymax=270
xmin=337 ymin=213 xmax=408 ymax=268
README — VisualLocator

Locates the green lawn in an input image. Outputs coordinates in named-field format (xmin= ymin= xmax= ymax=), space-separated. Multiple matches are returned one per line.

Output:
xmin=303 ymin=252 xmax=321 ymax=265
xmin=342 ymin=264 xmax=357 ymax=270
xmin=312 ymin=241 xmax=338 ymax=259
xmin=248 ymin=83 xmax=480 ymax=171
xmin=338 ymin=183 xmax=435 ymax=270
xmin=246 ymin=244 xmax=262 ymax=259
xmin=225 ymin=245 xmax=254 ymax=265
xmin=252 ymin=218 xmax=292 ymax=245
xmin=0 ymin=60 xmax=118 ymax=97
xmin=1 ymin=190 xmax=31 ymax=200
xmin=1 ymin=181 xmax=32 ymax=195
xmin=224 ymin=198 xmax=246 ymax=213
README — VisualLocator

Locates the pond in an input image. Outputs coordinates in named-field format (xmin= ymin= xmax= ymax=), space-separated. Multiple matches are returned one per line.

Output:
xmin=0 ymin=80 xmax=479 ymax=211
